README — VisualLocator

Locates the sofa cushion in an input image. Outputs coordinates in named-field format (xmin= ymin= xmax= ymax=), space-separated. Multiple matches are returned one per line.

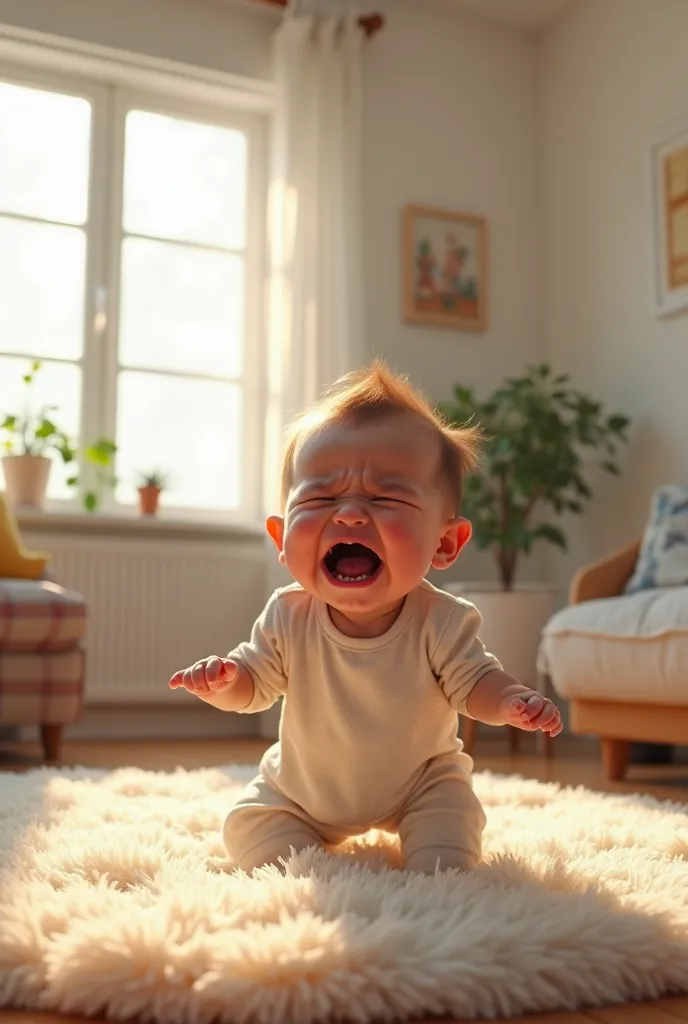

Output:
xmin=0 ymin=579 xmax=87 ymax=653
xmin=626 ymin=484 xmax=688 ymax=593
xmin=539 ymin=587 xmax=688 ymax=706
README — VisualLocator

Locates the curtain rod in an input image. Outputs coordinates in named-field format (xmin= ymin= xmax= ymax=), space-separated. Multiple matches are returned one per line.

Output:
xmin=257 ymin=0 xmax=385 ymax=37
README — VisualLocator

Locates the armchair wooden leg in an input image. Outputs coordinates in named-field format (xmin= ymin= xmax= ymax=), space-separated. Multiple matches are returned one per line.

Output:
xmin=536 ymin=730 xmax=554 ymax=758
xmin=600 ymin=737 xmax=629 ymax=781
xmin=40 ymin=724 xmax=63 ymax=762
xmin=461 ymin=716 xmax=477 ymax=756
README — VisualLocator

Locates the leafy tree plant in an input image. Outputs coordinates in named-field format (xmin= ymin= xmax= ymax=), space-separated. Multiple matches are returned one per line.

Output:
xmin=439 ymin=364 xmax=630 ymax=590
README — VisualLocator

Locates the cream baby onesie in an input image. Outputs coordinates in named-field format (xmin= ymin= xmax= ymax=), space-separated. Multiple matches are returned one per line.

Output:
xmin=223 ymin=578 xmax=501 ymax=874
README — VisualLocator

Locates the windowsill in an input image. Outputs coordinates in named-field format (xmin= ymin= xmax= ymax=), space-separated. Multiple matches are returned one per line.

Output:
xmin=16 ymin=507 xmax=266 ymax=543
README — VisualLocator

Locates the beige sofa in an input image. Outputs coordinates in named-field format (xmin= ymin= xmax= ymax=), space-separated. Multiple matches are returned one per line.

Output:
xmin=539 ymin=540 xmax=688 ymax=780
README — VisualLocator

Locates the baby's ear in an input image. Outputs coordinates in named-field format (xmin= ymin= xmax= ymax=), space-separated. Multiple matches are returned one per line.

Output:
xmin=266 ymin=516 xmax=286 ymax=563
xmin=431 ymin=517 xmax=471 ymax=570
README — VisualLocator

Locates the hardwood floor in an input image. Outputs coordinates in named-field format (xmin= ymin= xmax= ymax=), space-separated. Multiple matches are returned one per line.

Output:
xmin=1 ymin=733 xmax=686 ymax=1024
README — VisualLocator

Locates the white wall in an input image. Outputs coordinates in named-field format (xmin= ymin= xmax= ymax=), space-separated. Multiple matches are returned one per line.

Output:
xmin=364 ymin=1 xmax=542 ymax=584
xmin=0 ymin=0 xmax=543 ymax=586
xmin=541 ymin=0 xmax=688 ymax=588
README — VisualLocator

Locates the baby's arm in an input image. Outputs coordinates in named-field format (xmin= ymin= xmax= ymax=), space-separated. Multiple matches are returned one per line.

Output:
xmin=466 ymin=668 xmax=563 ymax=737
xmin=432 ymin=598 xmax=562 ymax=737
xmin=168 ymin=591 xmax=287 ymax=714
xmin=168 ymin=656 xmax=254 ymax=712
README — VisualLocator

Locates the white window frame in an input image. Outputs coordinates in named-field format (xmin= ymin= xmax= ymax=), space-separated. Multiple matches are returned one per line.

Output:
xmin=0 ymin=22 xmax=272 ymax=525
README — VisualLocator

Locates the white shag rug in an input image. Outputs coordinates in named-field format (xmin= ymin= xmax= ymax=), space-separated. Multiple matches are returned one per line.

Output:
xmin=1 ymin=766 xmax=687 ymax=1024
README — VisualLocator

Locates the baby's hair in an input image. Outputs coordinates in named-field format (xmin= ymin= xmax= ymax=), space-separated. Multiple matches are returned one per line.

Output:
xmin=280 ymin=359 xmax=481 ymax=512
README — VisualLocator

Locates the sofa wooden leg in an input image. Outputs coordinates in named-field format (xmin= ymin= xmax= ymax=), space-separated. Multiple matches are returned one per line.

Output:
xmin=461 ymin=716 xmax=477 ymax=756
xmin=600 ymin=737 xmax=629 ymax=781
xmin=41 ymin=724 xmax=63 ymax=762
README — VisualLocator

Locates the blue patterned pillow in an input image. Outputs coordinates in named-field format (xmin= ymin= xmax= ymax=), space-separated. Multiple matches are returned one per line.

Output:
xmin=625 ymin=485 xmax=688 ymax=593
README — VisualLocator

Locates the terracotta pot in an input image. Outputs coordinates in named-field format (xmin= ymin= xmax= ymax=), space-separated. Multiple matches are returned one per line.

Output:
xmin=1 ymin=454 xmax=52 ymax=509
xmin=138 ymin=485 xmax=162 ymax=516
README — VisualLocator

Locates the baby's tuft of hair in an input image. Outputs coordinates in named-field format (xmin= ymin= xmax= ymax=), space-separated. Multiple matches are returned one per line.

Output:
xmin=280 ymin=359 xmax=481 ymax=512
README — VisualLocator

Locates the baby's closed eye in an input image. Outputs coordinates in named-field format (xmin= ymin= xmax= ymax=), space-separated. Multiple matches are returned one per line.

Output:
xmin=295 ymin=494 xmax=337 ymax=505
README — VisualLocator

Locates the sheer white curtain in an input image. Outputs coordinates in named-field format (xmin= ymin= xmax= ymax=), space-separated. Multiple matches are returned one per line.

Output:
xmin=258 ymin=8 xmax=365 ymax=736
xmin=263 ymin=8 xmax=365 ymax=517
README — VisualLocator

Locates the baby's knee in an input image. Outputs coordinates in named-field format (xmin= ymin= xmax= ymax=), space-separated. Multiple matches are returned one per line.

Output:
xmin=399 ymin=779 xmax=486 ymax=874
xmin=222 ymin=802 xmax=321 ymax=874
xmin=222 ymin=804 xmax=258 ymax=868
xmin=405 ymin=845 xmax=479 ymax=875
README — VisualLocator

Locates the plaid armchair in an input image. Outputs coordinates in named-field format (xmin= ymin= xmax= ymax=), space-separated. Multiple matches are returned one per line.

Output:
xmin=0 ymin=577 xmax=87 ymax=761
xmin=0 ymin=492 xmax=88 ymax=762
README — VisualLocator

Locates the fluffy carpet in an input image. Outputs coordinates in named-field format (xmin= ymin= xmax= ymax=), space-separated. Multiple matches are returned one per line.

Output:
xmin=1 ymin=765 xmax=687 ymax=1024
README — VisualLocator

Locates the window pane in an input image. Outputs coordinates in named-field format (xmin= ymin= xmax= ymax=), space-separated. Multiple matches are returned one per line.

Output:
xmin=0 ymin=81 xmax=91 ymax=225
xmin=115 ymin=371 xmax=242 ymax=510
xmin=0 ymin=355 xmax=81 ymax=500
xmin=119 ymin=238 xmax=244 ymax=378
xmin=0 ymin=217 xmax=86 ymax=361
xmin=123 ymin=110 xmax=247 ymax=249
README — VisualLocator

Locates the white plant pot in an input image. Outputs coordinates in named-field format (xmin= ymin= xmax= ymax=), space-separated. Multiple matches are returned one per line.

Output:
xmin=443 ymin=581 xmax=558 ymax=687
xmin=1 ymin=454 xmax=52 ymax=509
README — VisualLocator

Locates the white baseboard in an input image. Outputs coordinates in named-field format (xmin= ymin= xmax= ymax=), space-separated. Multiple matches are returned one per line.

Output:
xmin=17 ymin=704 xmax=264 ymax=742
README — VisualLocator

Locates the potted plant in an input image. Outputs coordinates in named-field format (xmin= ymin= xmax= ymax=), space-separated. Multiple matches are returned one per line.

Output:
xmin=137 ymin=471 xmax=167 ymax=516
xmin=438 ymin=363 xmax=630 ymax=684
xmin=1 ymin=361 xmax=77 ymax=508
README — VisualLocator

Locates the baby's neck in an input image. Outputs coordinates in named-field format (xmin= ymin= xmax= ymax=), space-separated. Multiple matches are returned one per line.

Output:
xmin=327 ymin=598 xmax=406 ymax=639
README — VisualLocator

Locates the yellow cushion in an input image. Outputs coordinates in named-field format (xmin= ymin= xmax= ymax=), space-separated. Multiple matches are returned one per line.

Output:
xmin=0 ymin=493 xmax=49 ymax=579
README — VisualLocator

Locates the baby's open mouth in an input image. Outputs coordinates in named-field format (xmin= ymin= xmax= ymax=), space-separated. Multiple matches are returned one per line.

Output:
xmin=323 ymin=542 xmax=382 ymax=583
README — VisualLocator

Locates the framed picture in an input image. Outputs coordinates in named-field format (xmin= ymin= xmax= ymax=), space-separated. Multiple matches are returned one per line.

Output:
xmin=651 ymin=121 xmax=688 ymax=317
xmin=402 ymin=204 xmax=488 ymax=332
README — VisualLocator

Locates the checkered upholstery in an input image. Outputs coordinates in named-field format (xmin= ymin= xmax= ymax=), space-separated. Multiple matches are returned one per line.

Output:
xmin=0 ymin=579 xmax=87 ymax=652
xmin=0 ymin=578 xmax=87 ymax=729
xmin=0 ymin=649 xmax=85 ymax=724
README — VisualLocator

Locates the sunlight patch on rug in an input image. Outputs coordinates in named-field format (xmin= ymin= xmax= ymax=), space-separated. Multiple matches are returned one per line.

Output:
xmin=1 ymin=765 xmax=687 ymax=1023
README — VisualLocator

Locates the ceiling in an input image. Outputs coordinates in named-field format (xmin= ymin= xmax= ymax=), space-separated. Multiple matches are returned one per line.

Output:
xmin=432 ymin=0 xmax=574 ymax=33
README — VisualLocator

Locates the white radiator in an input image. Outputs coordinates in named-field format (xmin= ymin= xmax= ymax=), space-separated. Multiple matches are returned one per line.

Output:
xmin=25 ymin=530 xmax=267 ymax=704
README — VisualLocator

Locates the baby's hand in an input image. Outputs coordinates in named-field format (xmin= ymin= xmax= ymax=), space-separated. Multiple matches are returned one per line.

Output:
xmin=497 ymin=690 xmax=563 ymax=737
xmin=168 ymin=657 xmax=238 ymax=697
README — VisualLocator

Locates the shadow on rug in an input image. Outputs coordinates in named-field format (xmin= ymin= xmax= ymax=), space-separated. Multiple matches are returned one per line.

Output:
xmin=1 ymin=765 xmax=687 ymax=1023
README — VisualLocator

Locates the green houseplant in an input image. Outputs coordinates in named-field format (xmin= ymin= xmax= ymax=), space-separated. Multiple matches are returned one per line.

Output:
xmin=1 ymin=360 xmax=77 ymax=508
xmin=1 ymin=360 xmax=117 ymax=512
xmin=437 ymin=364 xmax=630 ymax=690
xmin=439 ymin=364 xmax=630 ymax=590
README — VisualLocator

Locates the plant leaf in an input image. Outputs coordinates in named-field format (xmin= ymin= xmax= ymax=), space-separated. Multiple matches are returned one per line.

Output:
xmin=533 ymin=523 xmax=567 ymax=550
xmin=86 ymin=438 xmax=117 ymax=466
xmin=34 ymin=419 xmax=57 ymax=440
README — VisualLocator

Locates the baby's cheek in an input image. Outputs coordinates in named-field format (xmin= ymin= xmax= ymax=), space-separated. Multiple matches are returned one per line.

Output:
xmin=283 ymin=513 xmax=322 ymax=562
xmin=382 ymin=516 xmax=427 ymax=560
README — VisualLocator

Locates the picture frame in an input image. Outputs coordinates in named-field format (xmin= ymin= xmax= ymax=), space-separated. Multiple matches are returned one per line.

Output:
xmin=651 ymin=120 xmax=688 ymax=317
xmin=402 ymin=204 xmax=488 ymax=332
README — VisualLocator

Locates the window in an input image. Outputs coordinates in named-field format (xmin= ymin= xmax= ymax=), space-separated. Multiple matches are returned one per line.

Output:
xmin=0 ymin=65 xmax=264 ymax=519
